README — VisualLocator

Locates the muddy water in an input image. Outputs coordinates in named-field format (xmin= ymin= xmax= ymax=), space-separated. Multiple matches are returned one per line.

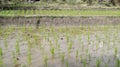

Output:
xmin=0 ymin=26 xmax=120 ymax=67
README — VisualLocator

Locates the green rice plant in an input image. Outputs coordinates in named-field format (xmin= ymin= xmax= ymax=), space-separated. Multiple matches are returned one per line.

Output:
xmin=15 ymin=40 xmax=20 ymax=55
xmin=49 ymin=40 xmax=53 ymax=46
xmin=87 ymin=30 xmax=90 ymax=43
xmin=96 ymin=59 xmax=101 ymax=67
xmin=27 ymin=40 xmax=32 ymax=66
xmin=81 ymin=41 xmax=84 ymax=51
xmin=83 ymin=59 xmax=86 ymax=67
xmin=76 ymin=50 xmax=78 ymax=61
xmin=27 ymin=53 xmax=31 ymax=66
xmin=61 ymin=53 xmax=65 ymax=62
xmin=116 ymin=58 xmax=120 ymax=67
xmin=4 ymin=39 xmax=8 ymax=49
xmin=88 ymin=53 xmax=91 ymax=61
xmin=105 ymin=64 xmax=108 ymax=67
xmin=0 ymin=48 xmax=3 ymax=67
xmin=44 ymin=55 xmax=48 ymax=67
xmin=12 ymin=51 xmax=18 ymax=66
xmin=27 ymin=47 xmax=32 ymax=66
xmin=66 ymin=34 xmax=69 ymax=43
xmin=95 ymin=34 xmax=99 ymax=41
xmin=0 ymin=48 xmax=3 ymax=56
xmin=50 ymin=46 xmax=55 ymax=57
xmin=21 ymin=64 xmax=27 ymax=67
xmin=56 ymin=43 xmax=60 ymax=51
xmin=114 ymin=47 xmax=118 ymax=58
xmin=68 ymin=41 xmax=73 ymax=54
xmin=66 ymin=61 xmax=69 ymax=67
xmin=96 ymin=43 xmax=99 ymax=50
xmin=0 ymin=57 xmax=3 ymax=67
xmin=86 ymin=48 xmax=89 ymax=55
xmin=1 ymin=10 xmax=120 ymax=16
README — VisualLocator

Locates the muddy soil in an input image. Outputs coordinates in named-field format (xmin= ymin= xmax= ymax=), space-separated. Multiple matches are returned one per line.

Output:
xmin=1 ymin=16 xmax=120 ymax=26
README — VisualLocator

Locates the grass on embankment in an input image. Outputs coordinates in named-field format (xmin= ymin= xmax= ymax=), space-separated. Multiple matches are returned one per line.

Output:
xmin=0 ymin=10 xmax=120 ymax=17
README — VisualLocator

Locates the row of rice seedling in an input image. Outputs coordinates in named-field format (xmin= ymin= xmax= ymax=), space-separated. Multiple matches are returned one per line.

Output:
xmin=0 ymin=10 xmax=120 ymax=16
xmin=0 ymin=25 xmax=120 ymax=67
